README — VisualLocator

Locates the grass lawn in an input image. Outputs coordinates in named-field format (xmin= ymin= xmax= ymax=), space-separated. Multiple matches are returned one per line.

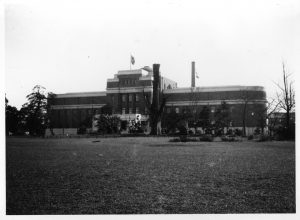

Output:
xmin=6 ymin=137 xmax=295 ymax=214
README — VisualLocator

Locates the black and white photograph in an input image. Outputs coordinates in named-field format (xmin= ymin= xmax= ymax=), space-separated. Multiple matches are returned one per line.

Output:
xmin=2 ymin=0 xmax=299 ymax=217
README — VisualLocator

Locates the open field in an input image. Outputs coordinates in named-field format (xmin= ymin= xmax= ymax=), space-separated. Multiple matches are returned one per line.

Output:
xmin=6 ymin=137 xmax=295 ymax=214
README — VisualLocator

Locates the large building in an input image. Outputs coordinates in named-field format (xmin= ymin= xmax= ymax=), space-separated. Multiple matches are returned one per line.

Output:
xmin=47 ymin=63 xmax=267 ymax=136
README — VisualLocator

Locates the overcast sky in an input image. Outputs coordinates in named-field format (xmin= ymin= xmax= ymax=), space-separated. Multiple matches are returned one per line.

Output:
xmin=4 ymin=0 xmax=300 ymax=109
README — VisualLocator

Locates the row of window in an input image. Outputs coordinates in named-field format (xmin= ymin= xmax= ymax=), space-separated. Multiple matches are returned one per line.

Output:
xmin=122 ymin=107 xmax=148 ymax=114
xmin=122 ymin=79 xmax=138 ymax=85
xmin=165 ymin=106 xmax=234 ymax=114
xmin=122 ymin=94 xmax=140 ymax=102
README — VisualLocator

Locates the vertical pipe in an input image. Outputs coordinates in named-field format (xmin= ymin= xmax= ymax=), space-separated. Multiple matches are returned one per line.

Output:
xmin=191 ymin=61 xmax=195 ymax=87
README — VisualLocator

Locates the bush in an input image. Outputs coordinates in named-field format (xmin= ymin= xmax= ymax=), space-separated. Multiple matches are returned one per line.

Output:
xmin=200 ymin=134 xmax=214 ymax=142
xmin=169 ymin=136 xmax=198 ymax=142
xmin=226 ymin=129 xmax=233 ymax=135
xmin=179 ymin=135 xmax=188 ymax=142
xmin=221 ymin=135 xmax=236 ymax=142
xmin=97 ymin=114 xmax=120 ymax=134
xmin=77 ymin=125 xmax=87 ymax=135
xmin=254 ymin=128 xmax=261 ymax=135
xmin=234 ymin=129 xmax=243 ymax=136
xmin=256 ymin=134 xmax=270 ymax=142
xmin=169 ymin=137 xmax=181 ymax=142
xmin=248 ymin=135 xmax=254 ymax=140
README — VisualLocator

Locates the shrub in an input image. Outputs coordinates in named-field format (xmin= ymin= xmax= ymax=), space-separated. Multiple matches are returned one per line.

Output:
xmin=234 ymin=129 xmax=243 ymax=136
xmin=256 ymin=134 xmax=270 ymax=142
xmin=169 ymin=137 xmax=181 ymax=142
xmin=254 ymin=128 xmax=261 ymax=135
xmin=179 ymin=135 xmax=187 ymax=142
xmin=170 ymin=137 xmax=198 ymax=142
xmin=226 ymin=129 xmax=233 ymax=135
xmin=248 ymin=135 xmax=254 ymax=140
xmin=77 ymin=125 xmax=87 ymax=135
xmin=97 ymin=114 xmax=120 ymax=134
xmin=200 ymin=134 xmax=214 ymax=142
xmin=221 ymin=135 xmax=236 ymax=142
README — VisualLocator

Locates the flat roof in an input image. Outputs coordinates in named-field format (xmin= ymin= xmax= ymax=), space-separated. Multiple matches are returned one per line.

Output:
xmin=55 ymin=91 xmax=106 ymax=98
xmin=163 ymin=86 xmax=265 ymax=93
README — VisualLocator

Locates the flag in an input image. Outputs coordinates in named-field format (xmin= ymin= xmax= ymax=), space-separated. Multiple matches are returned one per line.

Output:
xmin=131 ymin=55 xmax=135 ymax=65
xmin=196 ymin=71 xmax=199 ymax=79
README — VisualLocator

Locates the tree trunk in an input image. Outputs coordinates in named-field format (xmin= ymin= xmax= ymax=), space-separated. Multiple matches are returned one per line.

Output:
xmin=150 ymin=64 xmax=161 ymax=135
xmin=286 ymin=108 xmax=290 ymax=139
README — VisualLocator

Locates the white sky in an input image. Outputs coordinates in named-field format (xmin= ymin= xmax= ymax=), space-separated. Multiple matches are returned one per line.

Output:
xmin=4 ymin=0 xmax=300 ymax=109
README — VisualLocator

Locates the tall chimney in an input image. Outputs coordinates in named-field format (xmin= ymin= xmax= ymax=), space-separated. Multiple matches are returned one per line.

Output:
xmin=191 ymin=61 xmax=195 ymax=87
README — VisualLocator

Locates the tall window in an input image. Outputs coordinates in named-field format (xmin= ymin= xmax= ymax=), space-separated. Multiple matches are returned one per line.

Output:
xmin=129 ymin=94 xmax=133 ymax=102
xmin=175 ymin=107 xmax=179 ymax=114
xmin=136 ymin=94 xmax=139 ymax=102
xmin=111 ymin=96 xmax=114 ymax=104
xmin=136 ymin=107 xmax=139 ymax=114
xmin=129 ymin=108 xmax=132 ymax=114
xmin=122 ymin=94 xmax=126 ymax=102
xmin=122 ymin=108 xmax=126 ymax=114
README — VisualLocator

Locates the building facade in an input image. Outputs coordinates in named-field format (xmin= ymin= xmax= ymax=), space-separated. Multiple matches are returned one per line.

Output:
xmin=47 ymin=65 xmax=267 ymax=136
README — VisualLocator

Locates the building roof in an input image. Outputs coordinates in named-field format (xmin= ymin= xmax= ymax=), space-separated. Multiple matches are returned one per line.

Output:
xmin=163 ymin=86 xmax=265 ymax=93
xmin=55 ymin=91 xmax=106 ymax=98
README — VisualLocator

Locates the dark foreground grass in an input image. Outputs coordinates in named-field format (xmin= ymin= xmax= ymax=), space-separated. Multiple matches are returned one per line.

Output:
xmin=6 ymin=137 xmax=295 ymax=214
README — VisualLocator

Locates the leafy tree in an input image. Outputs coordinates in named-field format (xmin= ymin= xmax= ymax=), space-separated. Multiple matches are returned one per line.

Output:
xmin=5 ymin=97 xmax=20 ymax=135
xmin=22 ymin=85 xmax=48 ymax=136
xmin=197 ymin=105 xmax=211 ymax=133
xmin=214 ymin=101 xmax=230 ymax=135
xmin=45 ymin=92 xmax=57 ymax=136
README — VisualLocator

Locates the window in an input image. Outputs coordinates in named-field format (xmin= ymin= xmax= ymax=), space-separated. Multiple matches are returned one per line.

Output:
xmin=136 ymin=107 xmax=139 ymax=114
xmin=136 ymin=94 xmax=139 ymax=102
xmin=122 ymin=94 xmax=126 ymax=102
xmin=122 ymin=108 xmax=126 ymax=114
xmin=111 ymin=96 xmax=114 ymax=104
xmin=129 ymin=94 xmax=133 ymax=102
xmin=175 ymin=107 xmax=179 ymax=114
xmin=129 ymin=108 xmax=132 ymax=114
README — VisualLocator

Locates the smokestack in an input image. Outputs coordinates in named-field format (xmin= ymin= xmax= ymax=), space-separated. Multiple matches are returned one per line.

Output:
xmin=191 ymin=61 xmax=195 ymax=87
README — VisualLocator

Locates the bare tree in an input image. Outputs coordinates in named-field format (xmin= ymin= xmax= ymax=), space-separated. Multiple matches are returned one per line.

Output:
xmin=275 ymin=62 xmax=295 ymax=138
xmin=256 ymin=97 xmax=280 ymax=135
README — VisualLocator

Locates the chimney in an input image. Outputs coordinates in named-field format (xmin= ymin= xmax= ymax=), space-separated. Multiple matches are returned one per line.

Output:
xmin=191 ymin=61 xmax=195 ymax=87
